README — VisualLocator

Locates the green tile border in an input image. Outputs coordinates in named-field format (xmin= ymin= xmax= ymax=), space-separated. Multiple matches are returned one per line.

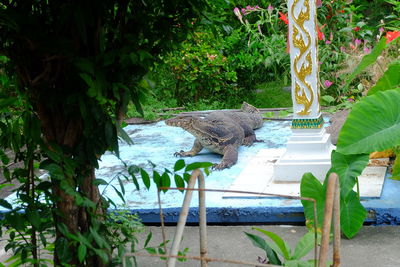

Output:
xmin=291 ymin=115 xmax=324 ymax=129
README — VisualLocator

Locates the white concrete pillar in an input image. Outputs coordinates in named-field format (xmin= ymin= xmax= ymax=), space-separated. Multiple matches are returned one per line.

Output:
xmin=274 ymin=0 xmax=334 ymax=182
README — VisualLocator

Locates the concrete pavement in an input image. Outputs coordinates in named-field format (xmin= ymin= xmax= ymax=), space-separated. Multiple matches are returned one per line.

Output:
xmin=134 ymin=225 xmax=400 ymax=267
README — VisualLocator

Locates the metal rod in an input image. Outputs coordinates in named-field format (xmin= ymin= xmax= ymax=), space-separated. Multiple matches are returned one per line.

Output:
xmin=318 ymin=173 xmax=338 ymax=267
xmin=332 ymin=177 xmax=341 ymax=267
xmin=159 ymin=187 xmax=316 ymax=202
xmin=197 ymin=170 xmax=208 ymax=267
xmin=167 ymin=171 xmax=198 ymax=267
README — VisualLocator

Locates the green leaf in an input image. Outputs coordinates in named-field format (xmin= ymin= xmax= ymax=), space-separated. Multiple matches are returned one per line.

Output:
xmin=284 ymin=260 xmax=314 ymax=267
xmin=116 ymin=123 xmax=134 ymax=145
xmin=174 ymin=159 xmax=186 ymax=172
xmin=78 ymin=244 xmax=87 ymax=263
xmin=90 ymin=227 xmax=110 ymax=250
xmin=93 ymin=179 xmax=109 ymax=186
xmin=346 ymin=37 xmax=387 ymax=84
xmin=392 ymin=152 xmax=400 ymax=177
xmin=111 ymin=185 xmax=126 ymax=204
xmin=27 ymin=211 xmax=41 ymax=229
xmin=105 ymin=121 xmax=119 ymax=157
xmin=161 ymin=172 xmax=171 ymax=193
xmin=93 ymin=248 xmax=109 ymax=263
xmin=145 ymin=247 xmax=157 ymax=254
xmin=337 ymin=89 xmax=400 ymax=154
xmin=292 ymin=231 xmax=317 ymax=260
xmin=368 ymin=60 xmax=400 ymax=95
xmin=153 ymin=171 xmax=161 ymax=188
xmin=185 ymin=162 xmax=213 ymax=172
xmin=300 ymin=173 xmax=325 ymax=228
xmin=118 ymin=177 xmax=125 ymax=195
xmin=252 ymin=227 xmax=291 ymax=260
xmin=321 ymin=95 xmax=335 ymax=105
xmin=144 ymin=232 xmax=152 ymax=247
xmin=183 ymin=173 xmax=191 ymax=183
xmin=140 ymin=169 xmax=151 ymax=189
xmin=174 ymin=174 xmax=185 ymax=191
xmin=329 ymin=151 xmax=369 ymax=197
xmin=0 ymin=199 xmax=12 ymax=210
xmin=130 ymin=173 xmax=140 ymax=190
xmin=244 ymin=232 xmax=282 ymax=265
xmin=340 ymin=191 xmax=367 ymax=239
xmin=79 ymin=73 xmax=94 ymax=88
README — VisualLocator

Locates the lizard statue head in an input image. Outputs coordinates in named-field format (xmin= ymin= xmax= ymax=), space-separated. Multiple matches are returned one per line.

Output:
xmin=165 ymin=115 xmax=197 ymax=130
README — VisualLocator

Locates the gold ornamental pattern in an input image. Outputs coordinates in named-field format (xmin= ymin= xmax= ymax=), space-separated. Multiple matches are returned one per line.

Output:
xmin=291 ymin=0 xmax=314 ymax=115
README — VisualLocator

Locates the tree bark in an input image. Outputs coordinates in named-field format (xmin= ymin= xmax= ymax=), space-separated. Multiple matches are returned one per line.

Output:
xmin=37 ymin=104 xmax=108 ymax=266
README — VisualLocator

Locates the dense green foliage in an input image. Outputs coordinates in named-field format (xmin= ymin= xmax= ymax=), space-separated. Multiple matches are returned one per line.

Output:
xmin=0 ymin=0 xmax=210 ymax=265
xmin=132 ymin=0 xmax=399 ymax=111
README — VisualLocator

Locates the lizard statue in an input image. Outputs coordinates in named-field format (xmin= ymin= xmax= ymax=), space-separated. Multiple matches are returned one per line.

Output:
xmin=165 ymin=102 xmax=263 ymax=170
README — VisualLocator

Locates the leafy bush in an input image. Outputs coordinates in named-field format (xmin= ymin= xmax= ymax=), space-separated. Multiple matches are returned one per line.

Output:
xmin=225 ymin=3 xmax=290 ymax=89
xmin=158 ymin=29 xmax=238 ymax=106
xmin=246 ymin=227 xmax=320 ymax=266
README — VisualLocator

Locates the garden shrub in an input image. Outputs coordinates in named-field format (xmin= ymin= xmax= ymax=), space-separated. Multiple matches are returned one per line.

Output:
xmin=158 ymin=29 xmax=238 ymax=106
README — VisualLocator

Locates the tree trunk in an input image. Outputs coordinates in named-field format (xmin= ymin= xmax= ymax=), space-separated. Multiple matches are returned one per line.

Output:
xmin=37 ymin=104 xmax=108 ymax=266
xmin=52 ymin=182 xmax=80 ymax=266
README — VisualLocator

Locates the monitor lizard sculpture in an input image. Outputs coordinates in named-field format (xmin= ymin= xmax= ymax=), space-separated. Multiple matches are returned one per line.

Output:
xmin=165 ymin=102 xmax=263 ymax=170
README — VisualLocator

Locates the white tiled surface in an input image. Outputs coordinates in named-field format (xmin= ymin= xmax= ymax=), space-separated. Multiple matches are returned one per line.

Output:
xmin=224 ymin=149 xmax=386 ymax=199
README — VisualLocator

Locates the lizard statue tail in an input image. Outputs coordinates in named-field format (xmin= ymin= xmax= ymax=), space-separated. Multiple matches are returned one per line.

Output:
xmin=241 ymin=102 xmax=260 ymax=114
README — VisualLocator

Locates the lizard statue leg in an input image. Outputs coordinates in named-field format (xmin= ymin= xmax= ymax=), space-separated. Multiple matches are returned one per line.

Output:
xmin=174 ymin=139 xmax=203 ymax=157
xmin=213 ymin=145 xmax=238 ymax=170
xmin=241 ymin=124 xmax=263 ymax=146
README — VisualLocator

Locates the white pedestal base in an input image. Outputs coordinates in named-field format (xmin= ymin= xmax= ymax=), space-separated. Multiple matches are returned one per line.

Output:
xmin=274 ymin=127 xmax=334 ymax=182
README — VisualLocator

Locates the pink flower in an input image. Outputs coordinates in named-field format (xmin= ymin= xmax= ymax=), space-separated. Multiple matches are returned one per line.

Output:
xmin=349 ymin=42 xmax=356 ymax=50
xmin=268 ymin=4 xmax=273 ymax=11
xmin=324 ymin=80 xmax=333 ymax=88
xmin=233 ymin=7 xmax=244 ymax=23
xmin=363 ymin=47 xmax=371 ymax=54
xmin=316 ymin=0 xmax=322 ymax=7
xmin=354 ymin=39 xmax=362 ymax=45
xmin=379 ymin=27 xmax=385 ymax=33
xmin=340 ymin=46 xmax=346 ymax=53
xmin=233 ymin=7 xmax=241 ymax=17
xmin=325 ymin=40 xmax=331 ymax=44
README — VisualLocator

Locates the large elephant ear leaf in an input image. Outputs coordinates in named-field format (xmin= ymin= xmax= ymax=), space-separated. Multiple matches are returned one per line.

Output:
xmin=337 ymin=88 xmax=400 ymax=155
xmin=329 ymin=151 xmax=369 ymax=197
